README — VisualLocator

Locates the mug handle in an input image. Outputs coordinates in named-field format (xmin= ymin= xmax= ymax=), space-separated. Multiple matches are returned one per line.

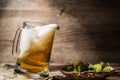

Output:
xmin=12 ymin=27 xmax=22 ymax=57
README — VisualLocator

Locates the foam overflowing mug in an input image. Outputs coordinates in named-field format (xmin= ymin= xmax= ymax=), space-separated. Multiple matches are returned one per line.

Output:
xmin=12 ymin=22 xmax=59 ymax=78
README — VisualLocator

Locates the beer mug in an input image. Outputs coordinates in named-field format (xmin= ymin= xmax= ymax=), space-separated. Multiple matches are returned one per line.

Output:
xmin=12 ymin=22 xmax=59 ymax=78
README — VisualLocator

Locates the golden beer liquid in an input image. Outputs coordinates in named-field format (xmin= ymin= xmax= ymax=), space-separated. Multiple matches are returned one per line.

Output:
xmin=16 ymin=29 xmax=55 ymax=73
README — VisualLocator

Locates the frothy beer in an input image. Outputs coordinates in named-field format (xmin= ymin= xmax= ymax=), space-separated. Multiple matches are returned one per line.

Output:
xmin=16 ymin=24 xmax=59 ymax=74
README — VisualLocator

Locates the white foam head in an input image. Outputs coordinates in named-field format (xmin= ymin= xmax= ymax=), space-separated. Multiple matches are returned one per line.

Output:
xmin=34 ymin=24 xmax=59 ymax=30
xmin=19 ymin=24 xmax=59 ymax=55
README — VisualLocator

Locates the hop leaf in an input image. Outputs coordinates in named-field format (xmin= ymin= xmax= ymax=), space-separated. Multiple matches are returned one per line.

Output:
xmin=103 ymin=66 xmax=113 ymax=72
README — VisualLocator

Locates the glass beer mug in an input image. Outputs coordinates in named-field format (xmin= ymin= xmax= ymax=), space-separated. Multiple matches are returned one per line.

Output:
xmin=12 ymin=22 xmax=59 ymax=78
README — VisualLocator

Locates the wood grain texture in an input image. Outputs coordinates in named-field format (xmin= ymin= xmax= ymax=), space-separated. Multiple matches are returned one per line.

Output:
xmin=0 ymin=0 xmax=120 ymax=64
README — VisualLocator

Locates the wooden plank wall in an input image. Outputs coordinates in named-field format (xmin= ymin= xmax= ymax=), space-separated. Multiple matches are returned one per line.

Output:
xmin=0 ymin=0 xmax=120 ymax=64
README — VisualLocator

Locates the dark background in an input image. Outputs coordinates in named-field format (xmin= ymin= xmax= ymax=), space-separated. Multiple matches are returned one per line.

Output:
xmin=0 ymin=0 xmax=120 ymax=64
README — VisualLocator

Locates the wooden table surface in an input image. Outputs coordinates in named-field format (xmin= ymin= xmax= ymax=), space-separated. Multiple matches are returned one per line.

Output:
xmin=0 ymin=63 xmax=120 ymax=80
